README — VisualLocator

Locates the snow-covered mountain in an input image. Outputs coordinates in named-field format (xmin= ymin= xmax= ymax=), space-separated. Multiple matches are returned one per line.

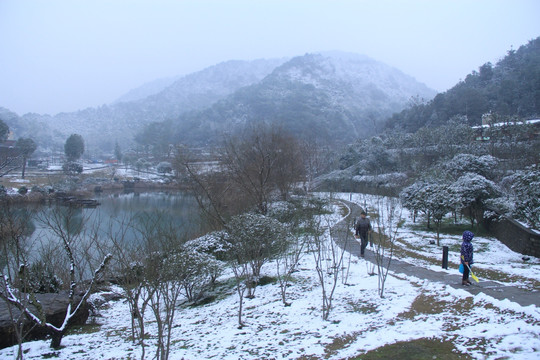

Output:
xmin=170 ymin=52 xmax=436 ymax=145
xmin=113 ymin=75 xmax=183 ymax=104
xmin=2 ymin=58 xmax=287 ymax=153
xmin=1 ymin=52 xmax=435 ymax=153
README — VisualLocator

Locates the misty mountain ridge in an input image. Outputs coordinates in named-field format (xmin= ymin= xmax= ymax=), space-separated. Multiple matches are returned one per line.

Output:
xmin=386 ymin=36 xmax=540 ymax=132
xmin=165 ymin=52 xmax=435 ymax=145
xmin=113 ymin=75 xmax=183 ymax=104
xmin=1 ymin=52 xmax=435 ymax=154
xmin=2 ymin=57 xmax=288 ymax=153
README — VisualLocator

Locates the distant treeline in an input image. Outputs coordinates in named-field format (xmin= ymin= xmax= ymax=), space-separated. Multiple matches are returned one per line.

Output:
xmin=385 ymin=37 xmax=540 ymax=132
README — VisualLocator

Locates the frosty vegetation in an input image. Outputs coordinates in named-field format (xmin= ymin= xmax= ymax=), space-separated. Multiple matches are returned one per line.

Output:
xmin=0 ymin=203 xmax=111 ymax=358
xmin=330 ymin=116 xmax=539 ymax=232
xmin=1 ymin=38 xmax=539 ymax=359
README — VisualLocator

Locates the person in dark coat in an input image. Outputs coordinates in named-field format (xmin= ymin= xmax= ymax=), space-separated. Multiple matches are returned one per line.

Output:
xmin=460 ymin=230 xmax=474 ymax=286
xmin=355 ymin=211 xmax=372 ymax=257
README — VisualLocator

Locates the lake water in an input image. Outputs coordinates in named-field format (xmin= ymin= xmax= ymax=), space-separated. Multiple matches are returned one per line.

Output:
xmin=12 ymin=191 xmax=203 ymax=261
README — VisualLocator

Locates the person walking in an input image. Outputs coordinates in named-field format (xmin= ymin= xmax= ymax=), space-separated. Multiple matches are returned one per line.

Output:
xmin=460 ymin=230 xmax=474 ymax=286
xmin=355 ymin=211 xmax=371 ymax=257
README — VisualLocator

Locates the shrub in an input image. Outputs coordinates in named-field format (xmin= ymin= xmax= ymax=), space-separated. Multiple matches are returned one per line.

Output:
xmin=62 ymin=162 xmax=83 ymax=174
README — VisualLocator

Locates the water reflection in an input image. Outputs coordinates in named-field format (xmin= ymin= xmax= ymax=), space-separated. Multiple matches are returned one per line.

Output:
xmin=25 ymin=191 xmax=202 ymax=254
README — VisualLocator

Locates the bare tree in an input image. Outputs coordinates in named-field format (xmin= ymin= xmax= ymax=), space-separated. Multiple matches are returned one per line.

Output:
xmin=300 ymin=139 xmax=335 ymax=188
xmin=174 ymin=125 xmax=306 ymax=228
xmin=225 ymin=213 xmax=288 ymax=327
xmin=220 ymin=125 xmax=306 ymax=214
xmin=0 ymin=205 xmax=111 ymax=349
xmin=273 ymin=199 xmax=319 ymax=306
xmin=308 ymin=198 xmax=349 ymax=321
xmin=173 ymin=145 xmax=237 ymax=229
xmin=275 ymin=229 xmax=304 ymax=307
xmin=0 ymin=203 xmax=36 ymax=359
xmin=130 ymin=212 xmax=186 ymax=360
xmin=0 ymin=148 xmax=20 ymax=177
xmin=221 ymin=127 xmax=280 ymax=215
xmin=98 ymin=214 xmax=153 ymax=360
xmin=372 ymin=197 xmax=403 ymax=298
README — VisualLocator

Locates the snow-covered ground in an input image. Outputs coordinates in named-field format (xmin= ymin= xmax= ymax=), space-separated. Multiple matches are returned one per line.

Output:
xmin=1 ymin=164 xmax=167 ymax=193
xmin=1 ymin=194 xmax=538 ymax=359
xmin=335 ymin=193 xmax=540 ymax=289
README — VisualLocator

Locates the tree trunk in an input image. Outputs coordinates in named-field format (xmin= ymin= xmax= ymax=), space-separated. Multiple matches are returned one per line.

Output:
xmin=436 ymin=221 xmax=440 ymax=246
xmin=21 ymin=157 xmax=27 ymax=179
xmin=50 ymin=329 xmax=65 ymax=349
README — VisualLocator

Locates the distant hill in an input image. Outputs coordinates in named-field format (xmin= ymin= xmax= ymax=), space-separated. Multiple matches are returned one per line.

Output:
xmin=113 ymin=75 xmax=182 ymax=103
xmin=1 ymin=58 xmax=287 ymax=154
xmin=1 ymin=52 xmax=435 ymax=154
xmin=160 ymin=52 xmax=435 ymax=146
xmin=386 ymin=37 xmax=540 ymax=132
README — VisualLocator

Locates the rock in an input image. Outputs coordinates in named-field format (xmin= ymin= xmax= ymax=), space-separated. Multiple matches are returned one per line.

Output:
xmin=0 ymin=291 xmax=89 ymax=349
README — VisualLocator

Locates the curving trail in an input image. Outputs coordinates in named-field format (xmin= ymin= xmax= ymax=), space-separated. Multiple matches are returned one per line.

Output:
xmin=331 ymin=199 xmax=540 ymax=307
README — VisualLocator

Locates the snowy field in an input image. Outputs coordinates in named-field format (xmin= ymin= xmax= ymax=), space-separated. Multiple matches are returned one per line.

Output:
xmin=0 ymin=194 xmax=539 ymax=359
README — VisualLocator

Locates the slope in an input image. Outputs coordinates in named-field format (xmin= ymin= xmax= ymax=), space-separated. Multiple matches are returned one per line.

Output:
xmin=2 ymin=58 xmax=287 ymax=153
xmin=385 ymin=36 xmax=540 ymax=132
xmin=169 ymin=52 xmax=436 ymax=146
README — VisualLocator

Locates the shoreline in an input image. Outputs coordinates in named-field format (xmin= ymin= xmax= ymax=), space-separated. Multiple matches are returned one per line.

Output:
xmin=0 ymin=179 xmax=187 ymax=205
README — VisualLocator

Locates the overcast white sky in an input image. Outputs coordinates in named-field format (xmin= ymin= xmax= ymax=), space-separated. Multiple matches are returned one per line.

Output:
xmin=1 ymin=0 xmax=539 ymax=116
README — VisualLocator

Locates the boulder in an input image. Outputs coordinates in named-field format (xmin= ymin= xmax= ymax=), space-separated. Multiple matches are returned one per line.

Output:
xmin=0 ymin=291 xmax=89 ymax=349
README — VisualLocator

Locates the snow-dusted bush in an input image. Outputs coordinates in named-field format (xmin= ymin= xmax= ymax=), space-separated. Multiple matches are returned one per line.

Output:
xmin=441 ymin=153 xmax=499 ymax=179
xmin=400 ymin=181 xmax=432 ymax=223
xmin=135 ymin=158 xmax=150 ymax=172
xmin=157 ymin=161 xmax=172 ymax=174
xmin=225 ymin=212 xmax=289 ymax=326
xmin=184 ymin=231 xmax=231 ymax=261
xmin=450 ymin=172 xmax=501 ymax=227
xmin=226 ymin=213 xmax=288 ymax=277
xmin=62 ymin=161 xmax=83 ymax=174
xmin=400 ymin=179 xmax=456 ymax=232
xmin=353 ymin=172 xmax=408 ymax=188
xmin=510 ymin=166 xmax=540 ymax=229
xmin=25 ymin=261 xmax=63 ymax=293
xmin=169 ymin=248 xmax=224 ymax=302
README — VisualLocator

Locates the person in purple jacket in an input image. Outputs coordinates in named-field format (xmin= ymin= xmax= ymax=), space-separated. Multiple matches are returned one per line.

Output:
xmin=461 ymin=230 xmax=474 ymax=286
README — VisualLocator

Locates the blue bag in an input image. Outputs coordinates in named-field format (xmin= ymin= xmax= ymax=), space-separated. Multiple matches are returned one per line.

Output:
xmin=459 ymin=263 xmax=464 ymax=273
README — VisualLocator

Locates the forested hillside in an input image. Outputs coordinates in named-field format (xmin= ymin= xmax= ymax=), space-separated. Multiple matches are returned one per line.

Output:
xmin=385 ymin=37 xmax=540 ymax=132
xmin=324 ymin=39 xmax=540 ymax=231
xmin=0 ymin=59 xmax=287 ymax=154
xmin=137 ymin=52 xmax=435 ymax=148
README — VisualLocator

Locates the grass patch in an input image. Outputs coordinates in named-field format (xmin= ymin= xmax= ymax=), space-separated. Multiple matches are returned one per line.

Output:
xmin=347 ymin=300 xmax=378 ymax=314
xmin=350 ymin=337 xmax=473 ymax=359
xmin=398 ymin=293 xmax=475 ymax=323
xmin=65 ymin=323 xmax=102 ymax=336
xmin=325 ymin=332 xmax=360 ymax=358
xmin=407 ymin=220 xmax=490 ymax=238
xmin=190 ymin=295 xmax=217 ymax=307
xmin=41 ymin=352 xmax=61 ymax=359
xmin=258 ymin=275 xmax=277 ymax=286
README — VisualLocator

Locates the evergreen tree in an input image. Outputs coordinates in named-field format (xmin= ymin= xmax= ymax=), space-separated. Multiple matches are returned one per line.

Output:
xmin=15 ymin=137 xmax=37 ymax=179
xmin=0 ymin=119 xmax=8 ymax=141
xmin=114 ymin=141 xmax=122 ymax=163
xmin=64 ymin=134 xmax=85 ymax=162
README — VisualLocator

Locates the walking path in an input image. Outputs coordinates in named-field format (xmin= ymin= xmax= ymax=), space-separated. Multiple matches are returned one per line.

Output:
xmin=332 ymin=199 xmax=539 ymax=308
